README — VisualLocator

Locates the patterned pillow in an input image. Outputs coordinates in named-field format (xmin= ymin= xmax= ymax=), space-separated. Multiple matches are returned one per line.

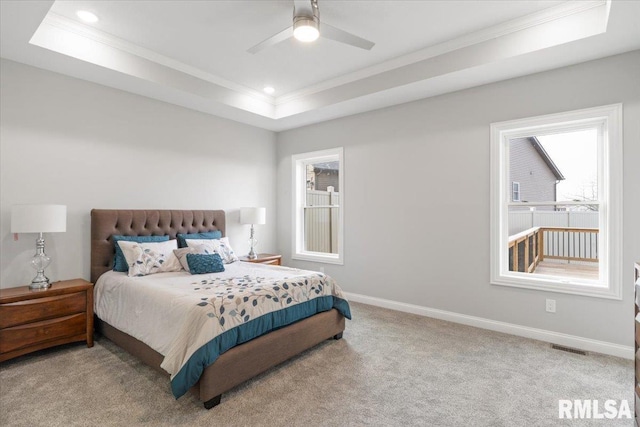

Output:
xmin=186 ymin=237 xmax=239 ymax=264
xmin=176 ymin=231 xmax=222 ymax=248
xmin=186 ymin=253 xmax=225 ymax=274
xmin=117 ymin=240 xmax=181 ymax=277
xmin=173 ymin=245 xmax=213 ymax=272
xmin=112 ymin=235 xmax=170 ymax=272
xmin=217 ymin=237 xmax=239 ymax=263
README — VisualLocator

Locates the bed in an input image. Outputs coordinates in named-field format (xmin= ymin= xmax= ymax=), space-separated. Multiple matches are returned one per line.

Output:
xmin=90 ymin=209 xmax=349 ymax=409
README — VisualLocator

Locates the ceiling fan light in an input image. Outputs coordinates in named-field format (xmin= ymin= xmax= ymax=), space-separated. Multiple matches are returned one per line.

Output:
xmin=293 ymin=18 xmax=319 ymax=43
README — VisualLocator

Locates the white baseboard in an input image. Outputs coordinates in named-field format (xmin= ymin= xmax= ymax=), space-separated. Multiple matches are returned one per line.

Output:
xmin=343 ymin=292 xmax=634 ymax=360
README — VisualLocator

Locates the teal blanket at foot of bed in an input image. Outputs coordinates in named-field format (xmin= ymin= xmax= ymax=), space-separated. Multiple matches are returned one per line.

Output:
xmin=171 ymin=296 xmax=351 ymax=398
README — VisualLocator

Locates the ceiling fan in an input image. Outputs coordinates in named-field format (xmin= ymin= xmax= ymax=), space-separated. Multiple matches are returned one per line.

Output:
xmin=247 ymin=0 xmax=375 ymax=54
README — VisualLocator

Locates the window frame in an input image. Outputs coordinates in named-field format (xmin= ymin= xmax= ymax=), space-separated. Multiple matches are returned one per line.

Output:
xmin=512 ymin=181 xmax=521 ymax=202
xmin=292 ymin=147 xmax=344 ymax=265
xmin=490 ymin=104 xmax=622 ymax=299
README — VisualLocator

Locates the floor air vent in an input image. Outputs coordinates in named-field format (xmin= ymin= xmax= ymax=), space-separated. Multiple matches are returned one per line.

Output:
xmin=551 ymin=344 xmax=587 ymax=355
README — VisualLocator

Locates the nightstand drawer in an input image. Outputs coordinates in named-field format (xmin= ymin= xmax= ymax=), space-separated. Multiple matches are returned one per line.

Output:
xmin=0 ymin=292 xmax=86 ymax=329
xmin=0 ymin=313 xmax=87 ymax=353
xmin=239 ymin=254 xmax=282 ymax=265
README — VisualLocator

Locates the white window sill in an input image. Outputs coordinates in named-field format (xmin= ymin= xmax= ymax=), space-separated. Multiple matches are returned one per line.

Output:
xmin=491 ymin=273 xmax=620 ymax=300
xmin=292 ymin=252 xmax=343 ymax=265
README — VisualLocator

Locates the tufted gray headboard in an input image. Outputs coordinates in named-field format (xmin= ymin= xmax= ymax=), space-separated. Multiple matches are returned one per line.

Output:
xmin=90 ymin=209 xmax=226 ymax=283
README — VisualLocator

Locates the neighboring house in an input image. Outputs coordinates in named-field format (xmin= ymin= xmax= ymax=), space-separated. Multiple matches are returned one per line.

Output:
xmin=509 ymin=136 xmax=564 ymax=210
xmin=308 ymin=161 xmax=340 ymax=192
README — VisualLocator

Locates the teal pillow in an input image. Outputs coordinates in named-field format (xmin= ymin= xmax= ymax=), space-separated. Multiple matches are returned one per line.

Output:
xmin=112 ymin=235 xmax=170 ymax=272
xmin=177 ymin=231 xmax=222 ymax=248
xmin=186 ymin=253 xmax=225 ymax=274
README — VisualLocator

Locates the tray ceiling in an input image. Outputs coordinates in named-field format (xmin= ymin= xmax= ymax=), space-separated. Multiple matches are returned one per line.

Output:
xmin=1 ymin=1 xmax=639 ymax=131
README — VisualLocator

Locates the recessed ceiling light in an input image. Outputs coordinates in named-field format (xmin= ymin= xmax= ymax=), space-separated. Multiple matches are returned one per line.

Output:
xmin=263 ymin=86 xmax=275 ymax=95
xmin=76 ymin=10 xmax=98 ymax=23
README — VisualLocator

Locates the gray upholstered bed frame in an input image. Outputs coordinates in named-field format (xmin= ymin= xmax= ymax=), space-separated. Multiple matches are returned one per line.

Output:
xmin=90 ymin=209 xmax=345 ymax=409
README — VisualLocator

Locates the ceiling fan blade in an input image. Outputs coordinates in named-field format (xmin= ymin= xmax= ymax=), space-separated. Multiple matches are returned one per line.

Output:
xmin=247 ymin=26 xmax=293 ymax=54
xmin=321 ymin=23 xmax=375 ymax=50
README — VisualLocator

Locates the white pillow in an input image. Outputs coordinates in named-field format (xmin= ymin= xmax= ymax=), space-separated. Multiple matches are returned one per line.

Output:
xmin=173 ymin=245 xmax=213 ymax=272
xmin=117 ymin=240 xmax=181 ymax=277
xmin=213 ymin=237 xmax=239 ymax=263
xmin=186 ymin=237 xmax=239 ymax=264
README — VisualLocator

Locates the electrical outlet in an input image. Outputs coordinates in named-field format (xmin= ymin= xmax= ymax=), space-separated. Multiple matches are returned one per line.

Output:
xmin=546 ymin=299 xmax=556 ymax=313
xmin=318 ymin=266 xmax=325 ymax=274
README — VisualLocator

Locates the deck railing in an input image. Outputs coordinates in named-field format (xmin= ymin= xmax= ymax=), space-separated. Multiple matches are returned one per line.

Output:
xmin=508 ymin=226 xmax=599 ymax=273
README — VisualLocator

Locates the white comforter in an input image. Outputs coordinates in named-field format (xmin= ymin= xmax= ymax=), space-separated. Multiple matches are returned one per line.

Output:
xmin=94 ymin=262 xmax=346 ymax=377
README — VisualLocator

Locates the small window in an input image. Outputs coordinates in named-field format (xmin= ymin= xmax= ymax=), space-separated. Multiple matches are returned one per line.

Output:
xmin=490 ymin=104 xmax=622 ymax=299
xmin=292 ymin=148 xmax=344 ymax=264
xmin=512 ymin=182 xmax=521 ymax=201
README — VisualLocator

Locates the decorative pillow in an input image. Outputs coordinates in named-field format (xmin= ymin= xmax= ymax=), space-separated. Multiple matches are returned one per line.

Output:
xmin=173 ymin=245 xmax=213 ymax=272
xmin=186 ymin=253 xmax=225 ymax=274
xmin=117 ymin=240 xmax=181 ymax=277
xmin=186 ymin=237 xmax=239 ymax=264
xmin=217 ymin=237 xmax=239 ymax=263
xmin=176 ymin=231 xmax=222 ymax=248
xmin=112 ymin=235 xmax=170 ymax=272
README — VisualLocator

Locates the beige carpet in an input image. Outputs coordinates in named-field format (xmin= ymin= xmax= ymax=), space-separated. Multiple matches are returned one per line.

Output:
xmin=0 ymin=302 xmax=632 ymax=426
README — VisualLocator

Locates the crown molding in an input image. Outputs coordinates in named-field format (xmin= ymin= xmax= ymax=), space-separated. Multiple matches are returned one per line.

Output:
xmin=42 ymin=12 xmax=276 ymax=106
xmin=275 ymin=0 xmax=607 ymax=105
xmin=39 ymin=2 xmax=606 ymax=109
xmin=22 ymin=0 xmax=615 ymax=128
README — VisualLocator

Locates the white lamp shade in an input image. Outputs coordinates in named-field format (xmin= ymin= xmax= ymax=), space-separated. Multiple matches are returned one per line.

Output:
xmin=11 ymin=204 xmax=67 ymax=233
xmin=240 ymin=207 xmax=266 ymax=225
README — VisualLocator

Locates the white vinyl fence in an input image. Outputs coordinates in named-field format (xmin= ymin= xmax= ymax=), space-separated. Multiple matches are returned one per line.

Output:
xmin=305 ymin=190 xmax=339 ymax=253
xmin=509 ymin=210 xmax=598 ymax=235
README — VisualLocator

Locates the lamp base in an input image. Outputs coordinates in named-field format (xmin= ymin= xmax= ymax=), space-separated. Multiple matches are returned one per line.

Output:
xmin=29 ymin=281 xmax=51 ymax=290
xmin=247 ymin=224 xmax=258 ymax=259
xmin=29 ymin=273 xmax=51 ymax=290
xmin=29 ymin=234 xmax=52 ymax=290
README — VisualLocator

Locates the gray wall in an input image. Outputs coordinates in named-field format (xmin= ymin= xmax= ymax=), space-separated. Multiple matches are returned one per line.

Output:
xmin=509 ymin=137 xmax=557 ymax=209
xmin=0 ymin=59 xmax=277 ymax=288
xmin=276 ymin=50 xmax=640 ymax=347
xmin=2 ymin=51 xmax=638 ymax=347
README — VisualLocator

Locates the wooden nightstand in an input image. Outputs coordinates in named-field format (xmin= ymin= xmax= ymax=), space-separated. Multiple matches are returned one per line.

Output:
xmin=239 ymin=253 xmax=282 ymax=266
xmin=0 ymin=279 xmax=94 ymax=362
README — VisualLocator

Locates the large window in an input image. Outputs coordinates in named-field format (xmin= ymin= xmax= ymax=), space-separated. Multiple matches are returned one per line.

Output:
xmin=292 ymin=148 xmax=344 ymax=264
xmin=490 ymin=105 xmax=622 ymax=299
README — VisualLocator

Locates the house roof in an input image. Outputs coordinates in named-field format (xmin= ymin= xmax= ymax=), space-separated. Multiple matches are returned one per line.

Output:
xmin=313 ymin=162 xmax=339 ymax=171
xmin=529 ymin=137 xmax=565 ymax=180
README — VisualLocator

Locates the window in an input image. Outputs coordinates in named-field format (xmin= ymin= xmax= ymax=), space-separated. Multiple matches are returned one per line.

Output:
xmin=512 ymin=182 xmax=521 ymax=202
xmin=292 ymin=148 xmax=344 ymax=264
xmin=490 ymin=105 xmax=622 ymax=299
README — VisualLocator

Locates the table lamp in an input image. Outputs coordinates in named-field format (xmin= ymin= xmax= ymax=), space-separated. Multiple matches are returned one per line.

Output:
xmin=11 ymin=204 xmax=67 ymax=289
xmin=240 ymin=207 xmax=266 ymax=259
